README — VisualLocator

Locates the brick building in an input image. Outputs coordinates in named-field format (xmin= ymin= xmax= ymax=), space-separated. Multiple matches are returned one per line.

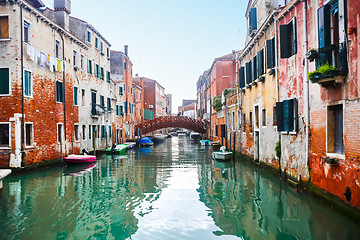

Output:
xmin=0 ymin=0 xmax=113 ymax=167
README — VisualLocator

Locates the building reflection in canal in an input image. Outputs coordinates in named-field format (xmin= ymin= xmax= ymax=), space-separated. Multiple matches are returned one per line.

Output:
xmin=0 ymin=137 xmax=359 ymax=239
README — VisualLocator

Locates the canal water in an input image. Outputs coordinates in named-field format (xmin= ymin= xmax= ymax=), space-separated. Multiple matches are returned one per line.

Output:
xmin=0 ymin=137 xmax=359 ymax=240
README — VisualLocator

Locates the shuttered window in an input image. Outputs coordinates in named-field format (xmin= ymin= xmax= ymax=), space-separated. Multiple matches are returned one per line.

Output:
xmin=266 ymin=38 xmax=275 ymax=69
xmin=24 ymin=70 xmax=32 ymax=97
xmin=74 ymin=86 xmax=78 ymax=106
xmin=257 ymin=49 xmax=265 ymax=76
xmin=106 ymin=71 xmax=110 ymax=83
xmin=100 ymin=67 xmax=104 ymax=80
xmin=239 ymin=67 xmax=245 ymax=88
xmin=276 ymin=98 xmax=298 ymax=132
xmin=0 ymin=68 xmax=9 ymax=95
xmin=124 ymin=102 xmax=127 ymax=114
xmin=56 ymin=81 xmax=64 ymax=103
xmin=245 ymin=61 xmax=252 ymax=84
xmin=107 ymin=97 xmax=111 ymax=111
xmin=251 ymin=56 xmax=257 ymax=81
xmin=249 ymin=8 xmax=257 ymax=34
xmin=119 ymin=86 xmax=123 ymax=96
xmin=87 ymin=59 xmax=92 ymax=74
xmin=317 ymin=4 xmax=333 ymax=68
xmin=280 ymin=18 xmax=297 ymax=58
xmin=0 ymin=123 xmax=10 ymax=147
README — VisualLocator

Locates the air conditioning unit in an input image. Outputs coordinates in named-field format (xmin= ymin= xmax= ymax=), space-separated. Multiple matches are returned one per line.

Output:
xmin=149 ymin=105 xmax=154 ymax=109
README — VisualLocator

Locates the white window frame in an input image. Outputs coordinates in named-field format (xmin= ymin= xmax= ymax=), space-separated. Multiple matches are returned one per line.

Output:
xmin=0 ymin=122 xmax=11 ymax=149
xmin=0 ymin=15 xmax=11 ymax=41
xmin=0 ymin=67 xmax=11 ymax=96
xmin=74 ymin=124 xmax=79 ymax=142
xmin=24 ymin=122 xmax=34 ymax=148
xmin=23 ymin=19 xmax=31 ymax=43
xmin=55 ymin=39 xmax=61 ymax=59
xmin=73 ymin=50 xmax=78 ymax=67
xmin=24 ymin=69 xmax=33 ymax=98
xmin=57 ymin=123 xmax=63 ymax=144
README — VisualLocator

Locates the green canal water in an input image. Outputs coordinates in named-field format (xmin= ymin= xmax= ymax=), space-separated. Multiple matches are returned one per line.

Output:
xmin=1 ymin=137 xmax=360 ymax=240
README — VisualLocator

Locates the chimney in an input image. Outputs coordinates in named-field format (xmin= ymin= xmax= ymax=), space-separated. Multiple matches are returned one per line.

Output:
xmin=54 ymin=0 xmax=71 ymax=31
xmin=124 ymin=45 xmax=128 ymax=57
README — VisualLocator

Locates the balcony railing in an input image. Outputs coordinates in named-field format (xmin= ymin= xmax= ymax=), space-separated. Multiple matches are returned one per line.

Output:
xmin=91 ymin=104 xmax=113 ymax=116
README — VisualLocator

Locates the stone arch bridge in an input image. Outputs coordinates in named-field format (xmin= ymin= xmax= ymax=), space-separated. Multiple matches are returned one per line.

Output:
xmin=135 ymin=116 xmax=207 ymax=135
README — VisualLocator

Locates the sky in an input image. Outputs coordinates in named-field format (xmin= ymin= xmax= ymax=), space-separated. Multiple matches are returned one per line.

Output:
xmin=42 ymin=0 xmax=247 ymax=113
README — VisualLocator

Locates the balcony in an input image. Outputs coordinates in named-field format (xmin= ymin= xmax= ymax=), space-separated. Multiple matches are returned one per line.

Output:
xmin=91 ymin=104 xmax=112 ymax=117
xmin=307 ymin=42 xmax=348 ymax=87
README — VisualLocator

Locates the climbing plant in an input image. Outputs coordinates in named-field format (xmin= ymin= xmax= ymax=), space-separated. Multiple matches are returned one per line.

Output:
xmin=211 ymin=96 xmax=223 ymax=111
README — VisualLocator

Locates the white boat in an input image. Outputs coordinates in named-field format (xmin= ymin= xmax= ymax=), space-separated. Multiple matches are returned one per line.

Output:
xmin=124 ymin=142 xmax=136 ymax=149
xmin=177 ymin=131 xmax=186 ymax=136
xmin=190 ymin=132 xmax=201 ymax=140
xmin=153 ymin=134 xmax=166 ymax=142
xmin=212 ymin=146 xmax=233 ymax=161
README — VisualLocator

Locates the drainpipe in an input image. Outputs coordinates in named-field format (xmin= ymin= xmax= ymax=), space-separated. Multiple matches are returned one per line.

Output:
xmin=303 ymin=0 xmax=310 ymax=169
xmin=20 ymin=2 xmax=24 ymax=154
xmin=59 ymin=32 xmax=67 ymax=156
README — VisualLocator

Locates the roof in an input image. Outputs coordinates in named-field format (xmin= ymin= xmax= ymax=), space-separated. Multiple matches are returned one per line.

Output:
xmin=25 ymin=0 xmax=45 ymax=8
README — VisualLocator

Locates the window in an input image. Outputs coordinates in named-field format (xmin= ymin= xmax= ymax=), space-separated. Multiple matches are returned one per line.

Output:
xmin=249 ymin=8 xmax=257 ymax=34
xmin=91 ymin=92 xmax=96 ymax=115
xmin=23 ymin=21 xmax=31 ymax=43
xmin=246 ymin=61 xmax=252 ymax=85
xmin=119 ymin=86 xmax=123 ymax=96
xmin=124 ymin=102 xmax=127 ymax=114
xmin=257 ymin=49 xmax=265 ymax=77
xmin=215 ymin=125 xmax=218 ymax=136
xmin=82 ymin=89 xmax=85 ymax=106
xmin=262 ymin=109 xmax=266 ymax=126
xmin=97 ymin=125 xmax=100 ymax=138
xmin=119 ymin=105 xmax=123 ymax=115
xmin=116 ymin=105 xmax=119 ymax=115
xmin=100 ymin=42 xmax=103 ymax=53
xmin=0 ymin=16 xmax=9 ymax=39
xmin=124 ymin=61 xmax=127 ymax=70
xmin=56 ymin=81 xmax=64 ymax=103
xmin=82 ymin=125 xmax=86 ymax=140
xmin=24 ymin=70 xmax=32 ymax=97
xmin=107 ymin=48 xmax=109 ymax=58
xmin=55 ymin=40 xmax=61 ymax=58
xmin=232 ymin=111 xmax=235 ymax=129
xmin=273 ymin=106 xmax=277 ymax=126
xmin=57 ymin=124 xmax=62 ymax=143
xmin=0 ymin=123 xmax=10 ymax=148
xmin=107 ymin=97 xmax=111 ymax=111
xmin=276 ymin=98 xmax=298 ymax=132
xmin=81 ymin=55 xmax=84 ymax=70
xmin=108 ymin=126 xmax=111 ymax=138
xmin=266 ymin=37 xmax=276 ymax=69
xmin=251 ymin=56 xmax=257 ymax=81
xmin=73 ymin=51 xmax=77 ymax=67
xmin=100 ymin=67 xmax=104 ymax=80
xmin=87 ymin=59 xmax=92 ymax=74
xmin=89 ymin=125 xmax=92 ymax=139
xmin=95 ymin=37 xmax=98 ymax=49
xmin=106 ymin=71 xmax=110 ymax=83
xmin=280 ymin=18 xmax=297 ymax=58
xmin=243 ymin=113 xmax=246 ymax=132
xmin=74 ymin=86 xmax=78 ymax=106
xmin=74 ymin=125 xmax=79 ymax=141
xmin=249 ymin=112 xmax=253 ymax=132
xmin=100 ymin=95 xmax=104 ymax=108
xmin=101 ymin=125 xmax=107 ymax=139
xmin=0 ymin=68 xmax=9 ymax=95
xmin=87 ymin=30 xmax=91 ymax=43
xmin=255 ymin=106 xmax=259 ymax=129
xmin=327 ymin=105 xmax=344 ymax=154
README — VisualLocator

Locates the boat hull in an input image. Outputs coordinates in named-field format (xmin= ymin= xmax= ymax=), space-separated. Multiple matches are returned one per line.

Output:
xmin=212 ymin=151 xmax=233 ymax=161
xmin=64 ymin=155 xmax=97 ymax=164
xmin=200 ymin=140 xmax=211 ymax=146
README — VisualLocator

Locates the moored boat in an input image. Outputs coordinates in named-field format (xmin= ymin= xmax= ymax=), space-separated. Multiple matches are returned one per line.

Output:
xmin=124 ymin=142 xmax=136 ymax=149
xmin=212 ymin=146 xmax=233 ymax=161
xmin=190 ymin=132 xmax=201 ymax=140
xmin=64 ymin=154 xmax=97 ymax=164
xmin=153 ymin=134 xmax=166 ymax=143
xmin=106 ymin=144 xmax=127 ymax=154
xmin=200 ymin=140 xmax=211 ymax=146
xmin=139 ymin=137 xmax=154 ymax=146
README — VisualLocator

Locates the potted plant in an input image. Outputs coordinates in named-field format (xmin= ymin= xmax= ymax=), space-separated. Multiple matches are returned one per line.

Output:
xmin=306 ymin=49 xmax=318 ymax=62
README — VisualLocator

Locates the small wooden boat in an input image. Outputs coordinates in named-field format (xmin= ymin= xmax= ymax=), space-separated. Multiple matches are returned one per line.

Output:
xmin=64 ymin=154 xmax=97 ymax=164
xmin=153 ymin=134 xmax=166 ymax=143
xmin=106 ymin=144 xmax=127 ymax=154
xmin=139 ymin=137 xmax=154 ymax=146
xmin=200 ymin=140 xmax=211 ymax=146
xmin=212 ymin=147 xmax=233 ymax=161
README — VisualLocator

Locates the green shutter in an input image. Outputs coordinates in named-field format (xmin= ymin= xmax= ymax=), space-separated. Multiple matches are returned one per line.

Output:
xmin=257 ymin=50 xmax=264 ymax=76
xmin=252 ymin=56 xmax=257 ymax=81
xmin=246 ymin=61 xmax=252 ymax=84
xmin=266 ymin=39 xmax=274 ymax=69
xmin=124 ymin=102 xmax=127 ymax=114
xmin=61 ymin=82 xmax=65 ymax=102
xmin=120 ymin=106 xmax=123 ymax=115
xmin=101 ymin=67 xmax=104 ymax=80
xmin=24 ymin=70 xmax=31 ymax=96
xmin=74 ymin=86 xmax=78 ymax=105
xmin=0 ymin=68 xmax=9 ymax=94
xmin=292 ymin=98 xmax=298 ymax=132
xmin=280 ymin=24 xmax=291 ymax=58
xmin=239 ymin=67 xmax=245 ymax=88
xmin=249 ymin=8 xmax=257 ymax=33
xmin=276 ymin=102 xmax=284 ymax=132
xmin=124 ymin=62 xmax=127 ymax=70
xmin=107 ymin=71 xmax=110 ymax=83
xmin=108 ymin=126 xmax=111 ymax=137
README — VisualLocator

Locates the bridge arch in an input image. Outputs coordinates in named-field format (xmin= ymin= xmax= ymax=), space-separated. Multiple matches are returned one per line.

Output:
xmin=135 ymin=116 xmax=207 ymax=135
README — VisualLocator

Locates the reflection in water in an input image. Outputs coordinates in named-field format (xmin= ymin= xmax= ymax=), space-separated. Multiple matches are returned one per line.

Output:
xmin=0 ymin=137 xmax=359 ymax=240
